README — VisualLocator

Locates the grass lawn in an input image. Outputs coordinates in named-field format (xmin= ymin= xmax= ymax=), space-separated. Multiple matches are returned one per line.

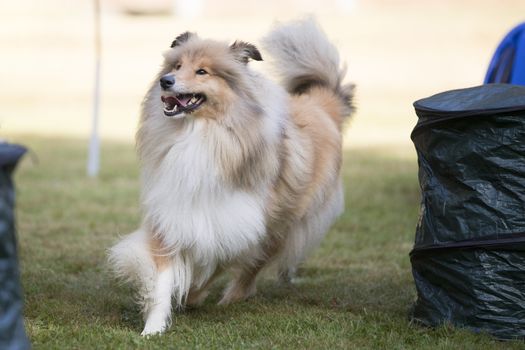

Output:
xmin=11 ymin=135 xmax=524 ymax=349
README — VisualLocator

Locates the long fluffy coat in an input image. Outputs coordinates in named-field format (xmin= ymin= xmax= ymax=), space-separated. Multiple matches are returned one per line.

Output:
xmin=108 ymin=18 xmax=354 ymax=336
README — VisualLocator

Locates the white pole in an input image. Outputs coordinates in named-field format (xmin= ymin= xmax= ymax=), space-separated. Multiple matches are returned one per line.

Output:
xmin=88 ymin=0 xmax=101 ymax=177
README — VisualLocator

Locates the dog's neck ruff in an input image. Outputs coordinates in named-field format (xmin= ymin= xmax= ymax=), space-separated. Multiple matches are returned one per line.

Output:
xmin=141 ymin=120 xmax=268 ymax=264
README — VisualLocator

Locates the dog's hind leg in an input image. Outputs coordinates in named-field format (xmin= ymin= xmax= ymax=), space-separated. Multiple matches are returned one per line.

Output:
xmin=276 ymin=183 xmax=345 ymax=284
xmin=218 ymin=243 xmax=280 ymax=305
xmin=187 ymin=267 xmax=223 ymax=306
xmin=218 ymin=265 xmax=261 ymax=305
xmin=277 ymin=265 xmax=297 ymax=285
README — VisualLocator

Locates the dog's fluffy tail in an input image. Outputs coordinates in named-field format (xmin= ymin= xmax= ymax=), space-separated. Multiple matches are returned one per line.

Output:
xmin=262 ymin=17 xmax=354 ymax=117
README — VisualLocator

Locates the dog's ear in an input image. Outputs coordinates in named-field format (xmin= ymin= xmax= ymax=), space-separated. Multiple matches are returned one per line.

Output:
xmin=170 ymin=32 xmax=195 ymax=48
xmin=230 ymin=41 xmax=263 ymax=64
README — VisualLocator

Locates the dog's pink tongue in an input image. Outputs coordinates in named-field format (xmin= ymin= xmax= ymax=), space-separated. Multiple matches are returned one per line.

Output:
xmin=175 ymin=95 xmax=192 ymax=107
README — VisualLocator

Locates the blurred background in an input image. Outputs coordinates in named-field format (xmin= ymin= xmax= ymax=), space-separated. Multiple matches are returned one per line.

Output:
xmin=1 ymin=0 xmax=524 ymax=152
xmin=4 ymin=2 xmax=525 ymax=346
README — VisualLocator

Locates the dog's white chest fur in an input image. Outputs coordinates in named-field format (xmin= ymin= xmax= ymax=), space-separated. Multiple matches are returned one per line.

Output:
xmin=142 ymin=121 xmax=267 ymax=263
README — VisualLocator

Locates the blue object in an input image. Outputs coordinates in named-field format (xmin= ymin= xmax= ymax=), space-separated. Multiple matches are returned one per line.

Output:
xmin=485 ymin=22 xmax=525 ymax=85
xmin=0 ymin=143 xmax=30 ymax=350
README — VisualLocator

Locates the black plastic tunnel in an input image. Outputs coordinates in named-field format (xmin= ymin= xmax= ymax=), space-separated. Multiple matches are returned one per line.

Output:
xmin=410 ymin=84 xmax=525 ymax=340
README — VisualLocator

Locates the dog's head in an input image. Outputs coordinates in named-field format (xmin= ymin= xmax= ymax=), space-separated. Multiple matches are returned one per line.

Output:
xmin=158 ymin=32 xmax=263 ymax=119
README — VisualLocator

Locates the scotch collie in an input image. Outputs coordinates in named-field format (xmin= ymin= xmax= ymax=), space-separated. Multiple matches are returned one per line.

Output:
xmin=109 ymin=18 xmax=354 ymax=335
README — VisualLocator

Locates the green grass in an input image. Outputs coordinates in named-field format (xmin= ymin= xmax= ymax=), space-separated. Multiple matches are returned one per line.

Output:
xmin=10 ymin=135 xmax=524 ymax=349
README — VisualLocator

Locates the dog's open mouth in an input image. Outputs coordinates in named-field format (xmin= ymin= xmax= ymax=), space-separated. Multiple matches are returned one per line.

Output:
xmin=161 ymin=93 xmax=206 ymax=117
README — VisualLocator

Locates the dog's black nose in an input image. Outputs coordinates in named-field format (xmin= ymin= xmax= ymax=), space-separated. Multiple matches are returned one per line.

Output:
xmin=160 ymin=74 xmax=175 ymax=90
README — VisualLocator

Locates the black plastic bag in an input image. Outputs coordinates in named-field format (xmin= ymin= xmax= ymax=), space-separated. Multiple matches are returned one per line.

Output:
xmin=410 ymin=84 xmax=525 ymax=340
xmin=0 ymin=143 xmax=30 ymax=350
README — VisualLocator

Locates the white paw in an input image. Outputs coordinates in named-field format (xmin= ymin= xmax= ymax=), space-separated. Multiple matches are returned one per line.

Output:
xmin=141 ymin=316 xmax=169 ymax=337
xmin=140 ymin=327 xmax=165 ymax=338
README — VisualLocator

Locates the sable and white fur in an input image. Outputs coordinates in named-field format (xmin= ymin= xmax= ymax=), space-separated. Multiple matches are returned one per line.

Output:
xmin=108 ymin=18 xmax=354 ymax=336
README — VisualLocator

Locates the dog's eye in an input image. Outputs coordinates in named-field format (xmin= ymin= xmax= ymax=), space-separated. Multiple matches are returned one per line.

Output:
xmin=196 ymin=69 xmax=208 ymax=75
xmin=175 ymin=63 xmax=182 ymax=70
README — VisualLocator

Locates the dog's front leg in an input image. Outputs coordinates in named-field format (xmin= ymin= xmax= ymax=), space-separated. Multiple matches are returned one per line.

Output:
xmin=140 ymin=235 xmax=177 ymax=337
xmin=141 ymin=263 xmax=175 ymax=336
